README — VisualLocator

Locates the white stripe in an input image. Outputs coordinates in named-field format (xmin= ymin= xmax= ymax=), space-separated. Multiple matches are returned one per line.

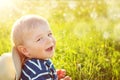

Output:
xmin=22 ymin=70 xmax=31 ymax=80
xmin=50 ymin=63 xmax=53 ymax=68
xmin=53 ymin=72 xmax=57 ymax=75
xmin=28 ymin=60 xmax=42 ymax=70
xmin=25 ymin=64 xmax=36 ymax=74
xmin=44 ymin=61 xmax=48 ymax=70
xmin=46 ymin=78 xmax=52 ymax=80
xmin=32 ymin=72 xmax=49 ymax=80
xmin=48 ymin=59 xmax=53 ymax=68
xmin=37 ymin=60 xmax=42 ymax=70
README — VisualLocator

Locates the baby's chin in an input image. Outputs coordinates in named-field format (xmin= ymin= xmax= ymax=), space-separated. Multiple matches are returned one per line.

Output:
xmin=42 ymin=53 xmax=54 ymax=60
xmin=48 ymin=53 xmax=54 ymax=58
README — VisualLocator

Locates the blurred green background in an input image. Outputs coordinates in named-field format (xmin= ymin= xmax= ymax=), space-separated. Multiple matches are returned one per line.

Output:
xmin=0 ymin=0 xmax=120 ymax=80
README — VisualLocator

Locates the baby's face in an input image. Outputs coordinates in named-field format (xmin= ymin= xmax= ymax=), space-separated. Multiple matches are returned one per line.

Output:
xmin=23 ymin=23 xmax=56 ymax=60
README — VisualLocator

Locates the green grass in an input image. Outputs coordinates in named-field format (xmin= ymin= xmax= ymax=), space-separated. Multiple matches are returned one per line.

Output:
xmin=0 ymin=0 xmax=120 ymax=80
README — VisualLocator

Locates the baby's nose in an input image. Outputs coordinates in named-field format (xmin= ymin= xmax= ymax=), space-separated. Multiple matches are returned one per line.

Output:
xmin=46 ymin=37 xmax=53 ymax=44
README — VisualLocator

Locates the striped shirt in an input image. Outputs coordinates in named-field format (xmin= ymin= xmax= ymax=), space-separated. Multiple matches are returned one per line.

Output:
xmin=20 ymin=58 xmax=58 ymax=80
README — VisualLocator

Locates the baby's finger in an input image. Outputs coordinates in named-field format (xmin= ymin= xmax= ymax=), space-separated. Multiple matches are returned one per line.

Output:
xmin=63 ymin=76 xmax=72 ymax=80
xmin=61 ymin=69 xmax=66 ymax=75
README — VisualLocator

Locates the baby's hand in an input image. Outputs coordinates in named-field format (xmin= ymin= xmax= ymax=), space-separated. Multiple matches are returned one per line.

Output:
xmin=61 ymin=76 xmax=72 ymax=80
xmin=57 ymin=69 xmax=72 ymax=80
xmin=57 ymin=69 xmax=66 ymax=79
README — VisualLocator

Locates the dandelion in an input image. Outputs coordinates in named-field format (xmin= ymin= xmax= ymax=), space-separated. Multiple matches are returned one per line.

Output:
xmin=103 ymin=31 xmax=110 ymax=39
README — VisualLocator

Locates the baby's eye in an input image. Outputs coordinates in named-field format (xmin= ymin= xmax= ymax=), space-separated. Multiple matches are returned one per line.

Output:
xmin=36 ymin=38 xmax=42 ymax=42
xmin=48 ymin=32 xmax=52 ymax=36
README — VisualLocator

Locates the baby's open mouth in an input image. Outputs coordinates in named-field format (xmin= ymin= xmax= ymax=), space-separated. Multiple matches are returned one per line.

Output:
xmin=45 ymin=46 xmax=53 ymax=52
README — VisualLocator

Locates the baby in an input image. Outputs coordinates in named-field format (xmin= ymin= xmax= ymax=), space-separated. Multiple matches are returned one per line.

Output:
xmin=11 ymin=15 xmax=71 ymax=80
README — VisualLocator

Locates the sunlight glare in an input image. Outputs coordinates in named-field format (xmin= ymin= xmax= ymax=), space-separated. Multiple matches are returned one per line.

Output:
xmin=68 ymin=1 xmax=77 ymax=10
xmin=0 ymin=0 xmax=13 ymax=10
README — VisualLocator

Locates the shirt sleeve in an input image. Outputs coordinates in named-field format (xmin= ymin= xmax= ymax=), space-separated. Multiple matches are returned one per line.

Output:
xmin=20 ymin=59 xmax=52 ymax=80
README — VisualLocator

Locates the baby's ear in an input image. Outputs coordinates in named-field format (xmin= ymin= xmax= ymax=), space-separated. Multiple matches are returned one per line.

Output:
xmin=17 ymin=45 xmax=29 ymax=57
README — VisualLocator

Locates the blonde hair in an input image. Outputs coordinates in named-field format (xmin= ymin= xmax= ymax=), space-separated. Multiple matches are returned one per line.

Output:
xmin=11 ymin=15 xmax=48 ymax=80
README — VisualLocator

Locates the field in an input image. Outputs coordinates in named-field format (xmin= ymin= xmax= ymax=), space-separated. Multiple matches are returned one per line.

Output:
xmin=0 ymin=0 xmax=120 ymax=80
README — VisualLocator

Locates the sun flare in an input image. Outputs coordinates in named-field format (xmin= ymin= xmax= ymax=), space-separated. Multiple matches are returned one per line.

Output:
xmin=0 ymin=0 xmax=14 ymax=9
